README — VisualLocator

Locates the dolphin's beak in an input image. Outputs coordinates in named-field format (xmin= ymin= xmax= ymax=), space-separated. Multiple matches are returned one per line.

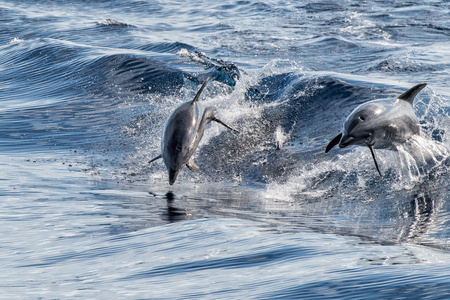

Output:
xmin=325 ymin=133 xmax=342 ymax=153
xmin=339 ymin=135 xmax=355 ymax=148
xmin=168 ymin=169 xmax=180 ymax=185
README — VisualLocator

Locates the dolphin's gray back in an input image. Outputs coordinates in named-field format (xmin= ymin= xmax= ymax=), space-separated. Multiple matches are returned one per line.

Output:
xmin=325 ymin=82 xmax=427 ymax=176
xmin=162 ymin=101 xmax=201 ymax=168
xmin=340 ymin=97 xmax=420 ymax=149
xmin=161 ymin=100 xmax=215 ymax=170
xmin=371 ymin=99 xmax=420 ymax=148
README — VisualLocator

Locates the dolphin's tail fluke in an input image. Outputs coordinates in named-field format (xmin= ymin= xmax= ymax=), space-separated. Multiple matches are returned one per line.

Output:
xmin=398 ymin=83 xmax=427 ymax=104
xmin=192 ymin=77 xmax=210 ymax=103
xmin=149 ymin=154 xmax=162 ymax=164
xmin=368 ymin=145 xmax=382 ymax=177
xmin=212 ymin=117 xmax=239 ymax=133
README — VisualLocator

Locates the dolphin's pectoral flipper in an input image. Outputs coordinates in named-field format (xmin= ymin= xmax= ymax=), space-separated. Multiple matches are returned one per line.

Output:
xmin=368 ymin=145 xmax=382 ymax=177
xmin=398 ymin=83 xmax=427 ymax=104
xmin=325 ymin=133 xmax=342 ymax=153
xmin=149 ymin=154 xmax=162 ymax=164
xmin=186 ymin=158 xmax=200 ymax=172
xmin=211 ymin=117 xmax=239 ymax=133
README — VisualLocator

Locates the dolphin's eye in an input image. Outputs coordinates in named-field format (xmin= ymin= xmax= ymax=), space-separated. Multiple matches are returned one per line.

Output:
xmin=359 ymin=115 xmax=365 ymax=121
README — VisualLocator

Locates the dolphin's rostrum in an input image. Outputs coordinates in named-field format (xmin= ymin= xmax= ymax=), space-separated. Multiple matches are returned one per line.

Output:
xmin=149 ymin=78 xmax=239 ymax=185
xmin=325 ymin=83 xmax=427 ymax=176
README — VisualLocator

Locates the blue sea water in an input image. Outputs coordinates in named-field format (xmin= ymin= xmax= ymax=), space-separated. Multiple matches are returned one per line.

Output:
xmin=1 ymin=0 xmax=450 ymax=298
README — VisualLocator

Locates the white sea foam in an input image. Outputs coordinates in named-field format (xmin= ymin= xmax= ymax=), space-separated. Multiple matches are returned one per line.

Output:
xmin=96 ymin=19 xmax=131 ymax=27
xmin=7 ymin=37 xmax=22 ymax=45
xmin=264 ymin=133 xmax=450 ymax=203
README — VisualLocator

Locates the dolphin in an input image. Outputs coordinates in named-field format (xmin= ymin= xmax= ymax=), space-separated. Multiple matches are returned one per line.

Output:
xmin=149 ymin=78 xmax=239 ymax=185
xmin=325 ymin=83 xmax=427 ymax=176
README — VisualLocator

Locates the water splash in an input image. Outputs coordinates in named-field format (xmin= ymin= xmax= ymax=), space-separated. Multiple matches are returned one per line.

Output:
xmin=394 ymin=135 xmax=449 ymax=186
xmin=7 ymin=37 xmax=22 ymax=45
xmin=274 ymin=121 xmax=296 ymax=150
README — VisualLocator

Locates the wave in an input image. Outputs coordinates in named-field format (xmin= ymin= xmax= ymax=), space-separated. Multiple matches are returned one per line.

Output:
xmin=368 ymin=58 xmax=441 ymax=73
xmin=117 ymin=64 xmax=450 ymax=192
xmin=1 ymin=33 xmax=449 ymax=193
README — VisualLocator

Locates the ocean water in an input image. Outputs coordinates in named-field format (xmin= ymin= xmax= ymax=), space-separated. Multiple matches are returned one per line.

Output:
xmin=1 ymin=0 xmax=450 ymax=298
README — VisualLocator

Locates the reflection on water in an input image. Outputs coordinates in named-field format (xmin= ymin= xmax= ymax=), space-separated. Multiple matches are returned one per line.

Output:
xmin=405 ymin=193 xmax=435 ymax=240
xmin=138 ymin=178 xmax=450 ymax=251
xmin=164 ymin=191 xmax=189 ymax=223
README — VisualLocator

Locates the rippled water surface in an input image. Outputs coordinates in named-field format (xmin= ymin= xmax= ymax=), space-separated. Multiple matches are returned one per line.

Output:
xmin=1 ymin=0 xmax=450 ymax=298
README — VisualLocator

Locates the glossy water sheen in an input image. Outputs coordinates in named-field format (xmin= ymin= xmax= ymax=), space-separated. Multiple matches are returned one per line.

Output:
xmin=1 ymin=0 xmax=450 ymax=298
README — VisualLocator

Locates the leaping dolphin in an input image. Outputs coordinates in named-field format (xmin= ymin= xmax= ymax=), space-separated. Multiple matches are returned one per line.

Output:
xmin=149 ymin=78 xmax=239 ymax=185
xmin=325 ymin=83 xmax=427 ymax=176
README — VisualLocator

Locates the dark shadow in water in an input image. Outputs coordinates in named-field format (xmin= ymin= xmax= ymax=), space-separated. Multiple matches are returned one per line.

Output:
xmin=164 ymin=191 xmax=187 ymax=223
xmin=138 ymin=176 xmax=448 ymax=250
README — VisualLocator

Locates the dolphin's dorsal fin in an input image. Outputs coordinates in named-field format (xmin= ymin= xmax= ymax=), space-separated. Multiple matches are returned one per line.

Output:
xmin=397 ymin=83 xmax=427 ymax=104
xmin=192 ymin=78 xmax=210 ymax=104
